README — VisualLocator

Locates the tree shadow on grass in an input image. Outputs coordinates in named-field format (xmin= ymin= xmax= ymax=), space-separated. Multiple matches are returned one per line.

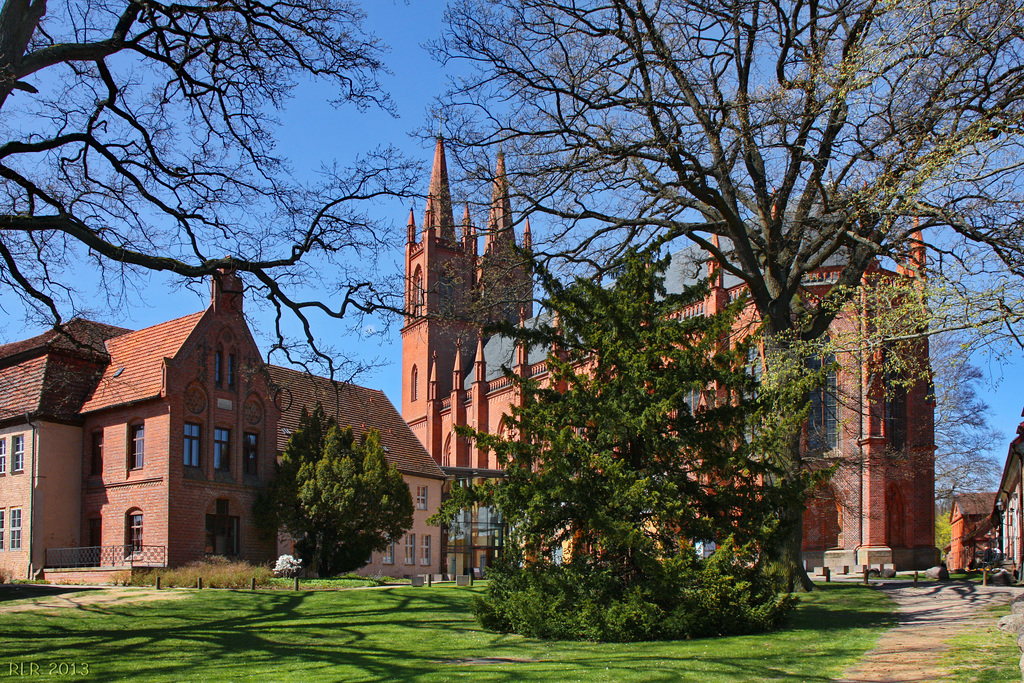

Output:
xmin=0 ymin=585 xmax=897 ymax=682
xmin=0 ymin=584 xmax=95 ymax=603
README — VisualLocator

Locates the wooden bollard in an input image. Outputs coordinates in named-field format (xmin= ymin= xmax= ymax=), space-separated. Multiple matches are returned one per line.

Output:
xmin=156 ymin=576 xmax=161 ymax=590
xmin=914 ymin=570 xmax=919 ymax=587
xmin=251 ymin=577 xmax=256 ymax=591
xmin=983 ymin=568 xmax=988 ymax=586
xmin=294 ymin=576 xmax=300 ymax=591
xmin=426 ymin=573 xmax=432 ymax=587
xmin=197 ymin=577 xmax=203 ymax=590
xmin=863 ymin=568 xmax=869 ymax=585
xmin=823 ymin=567 xmax=831 ymax=583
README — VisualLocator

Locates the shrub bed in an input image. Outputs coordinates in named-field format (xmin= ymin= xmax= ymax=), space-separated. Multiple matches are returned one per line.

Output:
xmin=130 ymin=557 xmax=273 ymax=589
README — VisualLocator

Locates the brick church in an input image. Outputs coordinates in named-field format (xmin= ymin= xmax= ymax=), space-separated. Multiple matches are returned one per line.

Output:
xmin=402 ymin=137 xmax=939 ymax=574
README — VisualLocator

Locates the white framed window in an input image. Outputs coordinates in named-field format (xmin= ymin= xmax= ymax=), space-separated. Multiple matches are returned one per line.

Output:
xmin=12 ymin=435 xmax=24 ymax=472
xmin=10 ymin=508 xmax=22 ymax=551
xmin=420 ymin=535 xmax=431 ymax=566
xmin=0 ymin=438 xmax=6 ymax=475
xmin=416 ymin=485 xmax=428 ymax=511
xmin=382 ymin=542 xmax=394 ymax=565
xmin=404 ymin=534 xmax=416 ymax=565
xmin=129 ymin=424 xmax=144 ymax=470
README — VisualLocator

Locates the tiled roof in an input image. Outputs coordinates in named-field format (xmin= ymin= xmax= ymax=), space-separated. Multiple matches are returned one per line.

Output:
xmin=81 ymin=311 xmax=205 ymax=413
xmin=954 ymin=492 xmax=997 ymax=520
xmin=0 ymin=319 xmax=132 ymax=423
xmin=0 ymin=318 xmax=130 ymax=366
xmin=0 ymin=356 xmax=47 ymax=421
xmin=267 ymin=365 xmax=446 ymax=480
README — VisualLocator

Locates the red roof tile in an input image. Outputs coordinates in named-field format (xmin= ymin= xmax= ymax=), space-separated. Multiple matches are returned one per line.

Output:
xmin=0 ymin=356 xmax=47 ymax=422
xmin=953 ymin=492 xmax=997 ymax=520
xmin=0 ymin=318 xmax=130 ymax=365
xmin=267 ymin=365 xmax=446 ymax=480
xmin=81 ymin=311 xmax=205 ymax=412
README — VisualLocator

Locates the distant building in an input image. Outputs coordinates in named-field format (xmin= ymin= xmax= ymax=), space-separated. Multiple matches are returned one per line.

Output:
xmin=946 ymin=492 xmax=997 ymax=571
xmin=402 ymin=137 xmax=939 ymax=573
xmin=0 ymin=274 xmax=444 ymax=581
xmin=994 ymin=412 xmax=1024 ymax=577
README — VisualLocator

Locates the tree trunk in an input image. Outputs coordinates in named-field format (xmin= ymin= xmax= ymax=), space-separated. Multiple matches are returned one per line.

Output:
xmin=0 ymin=0 xmax=45 ymax=108
xmin=764 ymin=316 xmax=815 ymax=592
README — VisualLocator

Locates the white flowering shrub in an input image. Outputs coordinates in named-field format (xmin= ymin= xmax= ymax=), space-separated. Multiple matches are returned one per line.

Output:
xmin=273 ymin=554 xmax=303 ymax=578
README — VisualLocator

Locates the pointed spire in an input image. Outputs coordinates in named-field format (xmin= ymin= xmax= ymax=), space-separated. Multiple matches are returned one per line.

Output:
xmin=485 ymin=151 xmax=515 ymax=253
xmin=460 ymin=202 xmax=471 ymax=242
xmin=910 ymin=217 xmax=925 ymax=276
xmin=424 ymin=136 xmax=456 ymax=241
xmin=523 ymin=217 xmax=532 ymax=251
xmin=407 ymin=206 xmax=416 ymax=244
xmin=474 ymin=333 xmax=487 ymax=383
xmin=453 ymin=337 xmax=464 ymax=387
xmin=428 ymin=351 xmax=439 ymax=401
xmin=515 ymin=309 xmax=528 ymax=369
xmin=708 ymin=234 xmax=724 ymax=289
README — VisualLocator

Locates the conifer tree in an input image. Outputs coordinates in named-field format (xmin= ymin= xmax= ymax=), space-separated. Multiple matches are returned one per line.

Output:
xmin=260 ymin=404 xmax=413 ymax=576
xmin=456 ymin=249 xmax=807 ymax=641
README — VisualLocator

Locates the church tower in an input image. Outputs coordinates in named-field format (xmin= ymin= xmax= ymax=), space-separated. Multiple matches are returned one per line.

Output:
xmin=477 ymin=151 xmax=535 ymax=324
xmin=402 ymin=140 xmax=534 ymax=458
xmin=402 ymin=137 xmax=477 ymax=436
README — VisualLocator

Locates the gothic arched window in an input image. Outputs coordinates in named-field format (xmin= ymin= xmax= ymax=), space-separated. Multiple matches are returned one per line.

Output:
xmin=884 ymin=368 xmax=907 ymax=453
xmin=411 ymin=266 xmax=425 ymax=316
xmin=411 ymin=365 xmax=419 ymax=402
xmin=807 ymin=343 xmax=839 ymax=453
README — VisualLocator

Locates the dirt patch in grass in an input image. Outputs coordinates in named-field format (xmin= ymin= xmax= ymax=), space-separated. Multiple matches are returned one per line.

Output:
xmin=0 ymin=585 xmax=187 ymax=613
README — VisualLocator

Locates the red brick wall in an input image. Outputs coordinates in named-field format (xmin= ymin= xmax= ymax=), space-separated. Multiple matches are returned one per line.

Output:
xmin=81 ymin=305 xmax=276 ymax=569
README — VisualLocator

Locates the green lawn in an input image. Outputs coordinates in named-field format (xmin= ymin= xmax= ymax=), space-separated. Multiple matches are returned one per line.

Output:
xmin=943 ymin=603 xmax=1021 ymax=683
xmin=0 ymin=583 xmax=893 ymax=681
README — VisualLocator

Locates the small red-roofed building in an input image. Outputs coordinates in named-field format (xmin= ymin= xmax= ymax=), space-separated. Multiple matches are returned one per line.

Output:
xmin=947 ymin=492 xmax=997 ymax=571
xmin=267 ymin=366 xmax=447 ymax=576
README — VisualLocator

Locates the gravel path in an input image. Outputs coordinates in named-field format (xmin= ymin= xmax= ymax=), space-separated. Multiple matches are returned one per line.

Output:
xmin=836 ymin=581 xmax=1020 ymax=682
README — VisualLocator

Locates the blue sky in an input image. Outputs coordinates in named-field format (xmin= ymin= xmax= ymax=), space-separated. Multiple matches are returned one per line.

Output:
xmin=4 ymin=0 xmax=1023 ymax=459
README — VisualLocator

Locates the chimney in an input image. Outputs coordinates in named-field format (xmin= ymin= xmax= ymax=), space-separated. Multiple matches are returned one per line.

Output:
xmin=211 ymin=267 xmax=243 ymax=313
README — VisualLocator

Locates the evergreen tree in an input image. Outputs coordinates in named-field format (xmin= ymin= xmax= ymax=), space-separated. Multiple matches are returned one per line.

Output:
xmin=455 ymin=248 xmax=807 ymax=641
xmin=260 ymin=404 xmax=413 ymax=576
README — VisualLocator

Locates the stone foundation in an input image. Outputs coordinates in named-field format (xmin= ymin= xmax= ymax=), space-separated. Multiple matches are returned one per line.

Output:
xmin=41 ymin=567 xmax=135 ymax=585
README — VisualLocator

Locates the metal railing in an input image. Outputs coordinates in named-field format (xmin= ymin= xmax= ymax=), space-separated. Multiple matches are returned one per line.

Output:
xmin=45 ymin=545 xmax=167 ymax=569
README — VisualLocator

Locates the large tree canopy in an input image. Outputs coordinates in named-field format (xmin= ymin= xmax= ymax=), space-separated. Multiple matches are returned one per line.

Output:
xmin=434 ymin=0 xmax=1024 ymax=588
xmin=435 ymin=0 xmax=1024 ymax=343
xmin=0 ymin=0 xmax=415 ymax=373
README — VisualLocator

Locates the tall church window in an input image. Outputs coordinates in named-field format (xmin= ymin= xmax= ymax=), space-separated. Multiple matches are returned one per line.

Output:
xmin=884 ymin=369 xmax=907 ymax=452
xmin=807 ymin=345 xmax=839 ymax=453
xmin=411 ymin=266 xmax=425 ymax=316
xmin=411 ymin=365 xmax=419 ymax=402
xmin=438 ymin=276 xmax=455 ymax=316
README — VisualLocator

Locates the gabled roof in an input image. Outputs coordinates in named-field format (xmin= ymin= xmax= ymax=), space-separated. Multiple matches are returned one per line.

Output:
xmin=81 ymin=311 xmax=205 ymax=413
xmin=0 ymin=319 xmax=131 ymax=424
xmin=953 ymin=492 xmax=997 ymax=520
xmin=268 ymin=365 xmax=446 ymax=481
